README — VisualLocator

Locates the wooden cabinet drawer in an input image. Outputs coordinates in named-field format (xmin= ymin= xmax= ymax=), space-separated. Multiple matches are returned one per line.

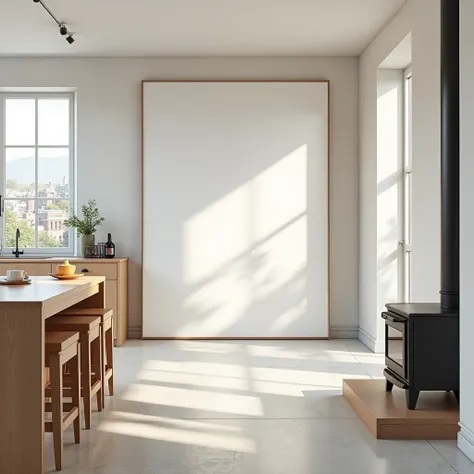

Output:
xmin=0 ymin=263 xmax=52 ymax=276
xmin=106 ymin=280 xmax=118 ymax=340
xmin=76 ymin=263 xmax=117 ymax=280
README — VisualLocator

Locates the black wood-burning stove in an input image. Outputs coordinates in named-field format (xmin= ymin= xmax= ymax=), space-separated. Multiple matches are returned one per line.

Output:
xmin=382 ymin=304 xmax=459 ymax=409
xmin=382 ymin=0 xmax=460 ymax=410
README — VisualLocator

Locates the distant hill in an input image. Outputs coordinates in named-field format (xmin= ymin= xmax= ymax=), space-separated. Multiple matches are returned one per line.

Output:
xmin=7 ymin=155 xmax=68 ymax=186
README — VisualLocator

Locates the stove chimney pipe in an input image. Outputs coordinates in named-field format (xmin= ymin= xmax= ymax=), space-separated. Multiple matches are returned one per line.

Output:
xmin=440 ymin=0 xmax=460 ymax=311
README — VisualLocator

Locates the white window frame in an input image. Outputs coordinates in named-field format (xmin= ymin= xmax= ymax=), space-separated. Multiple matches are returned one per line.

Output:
xmin=403 ymin=66 xmax=413 ymax=301
xmin=0 ymin=92 xmax=75 ymax=256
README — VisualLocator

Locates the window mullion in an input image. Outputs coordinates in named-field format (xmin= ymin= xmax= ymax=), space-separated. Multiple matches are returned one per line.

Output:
xmin=34 ymin=98 xmax=39 ymax=250
xmin=71 ymin=95 xmax=75 ymax=253
xmin=1 ymin=98 xmax=5 ymax=249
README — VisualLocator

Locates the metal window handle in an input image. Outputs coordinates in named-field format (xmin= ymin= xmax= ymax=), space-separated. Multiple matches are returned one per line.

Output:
xmin=398 ymin=241 xmax=413 ymax=252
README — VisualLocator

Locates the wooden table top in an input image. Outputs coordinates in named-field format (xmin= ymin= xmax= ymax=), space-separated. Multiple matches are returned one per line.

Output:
xmin=0 ymin=276 xmax=105 ymax=304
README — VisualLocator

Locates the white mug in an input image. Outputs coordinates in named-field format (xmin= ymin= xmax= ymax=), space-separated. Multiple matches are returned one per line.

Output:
xmin=6 ymin=269 xmax=25 ymax=281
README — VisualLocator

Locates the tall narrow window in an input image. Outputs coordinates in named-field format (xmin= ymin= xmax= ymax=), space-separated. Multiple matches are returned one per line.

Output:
xmin=1 ymin=93 xmax=75 ymax=254
xmin=403 ymin=69 xmax=413 ymax=301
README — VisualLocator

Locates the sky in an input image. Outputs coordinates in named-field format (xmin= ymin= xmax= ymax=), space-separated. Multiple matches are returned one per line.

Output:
xmin=4 ymin=98 xmax=70 ymax=186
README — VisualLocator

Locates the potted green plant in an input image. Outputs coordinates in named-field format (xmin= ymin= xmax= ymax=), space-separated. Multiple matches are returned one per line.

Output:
xmin=64 ymin=199 xmax=105 ymax=257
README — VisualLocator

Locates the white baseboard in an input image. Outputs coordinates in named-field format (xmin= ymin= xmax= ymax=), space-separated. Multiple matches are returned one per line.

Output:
xmin=127 ymin=326 xmax=142 ymax=339
xmin=330 ymin=326 xmax=359 ymax=339
xmin=459 ymin=423 xmax=474 ymax=463
xmin=128 ymin=326 xmax=358 ymax=340
xmin=358 ymin=327 xmax=385 ymax=353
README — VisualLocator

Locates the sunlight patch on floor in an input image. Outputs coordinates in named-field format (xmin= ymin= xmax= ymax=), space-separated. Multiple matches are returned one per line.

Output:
xmin=251 ymin=367 xmax=367 ymax=388
xmin=99 ymin=412 xmax=256 ymax=453
xmin=142 ymin=360 xmax=247 ymax=378
xmin=121 ymin=383 xmax=265 ymax=416
xmin=107 ymin=411 xmax=245 ymax=433
xmin=248 ymin=345 xmax=358 ymax=363
xmin=138 ymin=368 xmax=249 ymax=391
xmin=135 ymin=356 xmax=366 ymax=398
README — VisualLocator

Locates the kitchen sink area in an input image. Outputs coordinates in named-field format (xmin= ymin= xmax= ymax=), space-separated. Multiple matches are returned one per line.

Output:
xmin=0 ymin=255 xmax=53 ymax=259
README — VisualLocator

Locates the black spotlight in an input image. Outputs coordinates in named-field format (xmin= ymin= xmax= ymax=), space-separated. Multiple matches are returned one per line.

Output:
xmin=33 ymin=0 xmax=76 ymax=44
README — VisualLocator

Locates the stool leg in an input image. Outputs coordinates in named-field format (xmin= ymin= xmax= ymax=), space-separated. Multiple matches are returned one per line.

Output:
xmin=92 ymin=336 xmax=103 ymax=412
xmin=106 ymin=322 xmax=114 ymax=396
xmin=81 ymin=333 xmax=92 ymax=430
xmin=71 ymin=343 xmax=81 ymax=444
xmin=101 ymin=324 xmax=106 ymax=407
xmin=50 ymin=352 xmax=63 ymax=471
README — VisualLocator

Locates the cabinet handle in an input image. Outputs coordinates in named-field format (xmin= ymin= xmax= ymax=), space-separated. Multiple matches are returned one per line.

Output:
xmin=82 ymin=268 xmax=89 ymax=273
xmin=381 ymin=312 xmax=405 ymax=323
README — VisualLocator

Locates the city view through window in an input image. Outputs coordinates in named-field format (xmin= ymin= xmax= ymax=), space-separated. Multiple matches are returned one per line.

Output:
xmin=3 ymin=97 xmax=73 ymax=249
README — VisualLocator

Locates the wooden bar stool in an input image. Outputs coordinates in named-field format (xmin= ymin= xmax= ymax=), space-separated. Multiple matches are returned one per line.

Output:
xmin=59 ymin=308 xmax=114 ymax=406
xmin=45 ymin=331 xmax=81 ymax=471
xmin=46 ymin=316 xmax=103 ymax=430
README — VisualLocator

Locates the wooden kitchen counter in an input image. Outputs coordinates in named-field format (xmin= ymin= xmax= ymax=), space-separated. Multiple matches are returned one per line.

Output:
xmin=0 ymin=276 xmax=106 ymax=474
xmin=0 ymin=257 xmax=128 ymax=263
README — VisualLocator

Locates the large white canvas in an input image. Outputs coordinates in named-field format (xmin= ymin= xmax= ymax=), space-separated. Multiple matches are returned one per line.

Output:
xmin=142 ymin=81 xmax=329 ymax=338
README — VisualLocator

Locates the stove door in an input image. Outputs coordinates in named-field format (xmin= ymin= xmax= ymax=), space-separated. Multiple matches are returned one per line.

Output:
xmin=382 ymin=312 xmax=407 ymax=380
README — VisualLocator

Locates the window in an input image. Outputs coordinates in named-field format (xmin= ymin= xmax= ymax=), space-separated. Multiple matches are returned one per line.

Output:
xmin=403 ymin=68 xmax=413 ymax=301
xmin=0 ymin=93 xmax=74 ymax=254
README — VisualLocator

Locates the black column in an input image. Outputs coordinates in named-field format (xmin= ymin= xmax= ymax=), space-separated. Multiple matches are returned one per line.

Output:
xmin=440 ymin=0 xmax=460 ymax=311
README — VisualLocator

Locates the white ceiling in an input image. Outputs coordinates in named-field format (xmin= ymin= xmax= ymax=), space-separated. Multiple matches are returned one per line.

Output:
xmin=0 ymin=0 xmax=408 ymax=57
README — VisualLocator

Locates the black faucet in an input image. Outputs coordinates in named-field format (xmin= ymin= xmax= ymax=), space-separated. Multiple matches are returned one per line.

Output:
xmin=12 ymin=227 xmax=23 ymax=258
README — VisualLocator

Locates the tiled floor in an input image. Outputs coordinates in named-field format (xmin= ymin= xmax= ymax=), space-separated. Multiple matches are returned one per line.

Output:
xmin=45 ymin=339 xmax=474 ymax=473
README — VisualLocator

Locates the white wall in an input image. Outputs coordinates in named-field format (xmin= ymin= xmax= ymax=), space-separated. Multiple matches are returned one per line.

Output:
xmin=359 ymin=0 xmax=440 ymax=352
xmin=0 ymin=57 xmax=359 ymax=338
xmin=410 ymin=0 xmax=441 ymax=303
xmin=459 ymin=0 xmax=474 ymax=462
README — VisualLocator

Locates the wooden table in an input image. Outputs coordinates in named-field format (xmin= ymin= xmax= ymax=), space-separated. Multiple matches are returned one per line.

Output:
xmin=0 ymin=276 xmax=106 ymax=474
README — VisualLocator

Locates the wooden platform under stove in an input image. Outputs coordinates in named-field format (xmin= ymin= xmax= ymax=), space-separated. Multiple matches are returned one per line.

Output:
xmin=343 ymin=379 xmax=459 ymax=440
